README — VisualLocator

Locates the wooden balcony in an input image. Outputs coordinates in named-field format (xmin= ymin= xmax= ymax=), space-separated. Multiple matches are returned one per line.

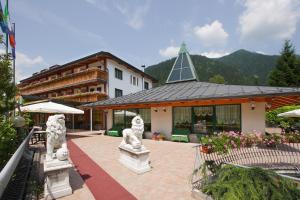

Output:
xmin=52 ymin=91 xmax=108 ymax=103
xmin=19 ymin=68 xmax=107 ymax=95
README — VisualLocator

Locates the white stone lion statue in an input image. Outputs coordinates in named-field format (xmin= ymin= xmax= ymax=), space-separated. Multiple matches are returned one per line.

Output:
xmin=120 ymin=115 xmax=145 ymax=151
xmin=46 ymin=114 xmax=69 ymax=161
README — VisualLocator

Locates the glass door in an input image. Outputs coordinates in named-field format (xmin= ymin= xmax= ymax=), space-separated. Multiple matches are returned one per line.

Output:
xmin=193 ymin=106 xmax=214 ymax=135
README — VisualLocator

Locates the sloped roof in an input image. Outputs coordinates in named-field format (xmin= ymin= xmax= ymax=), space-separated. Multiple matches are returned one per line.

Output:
xmin=82 ymin=81 xmax=300 ymax=108
xmin=166 ymin=43 xmax=198 ymax=83
xmin=20 ymin=51 xmax=157 ymax=83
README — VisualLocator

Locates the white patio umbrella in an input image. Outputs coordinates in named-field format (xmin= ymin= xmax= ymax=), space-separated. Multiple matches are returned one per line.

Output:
xmin=278 ymin=109 xmax=300 ymax=118
xmin=19 ymin=101 xmax=84 ymax=114
xmin=115 ymin=110 xmax=137 ymax=116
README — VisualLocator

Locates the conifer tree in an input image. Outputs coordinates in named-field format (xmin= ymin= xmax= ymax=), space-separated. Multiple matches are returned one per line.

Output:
xmin=268 ymin=40 xmax=300 ymax=86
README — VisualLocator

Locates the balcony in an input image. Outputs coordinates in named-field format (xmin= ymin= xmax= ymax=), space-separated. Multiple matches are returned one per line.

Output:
xmin=19 ymin=68 xmax=107 ymax=95
xmin=52 ymin=91 xmax=108 ymax=103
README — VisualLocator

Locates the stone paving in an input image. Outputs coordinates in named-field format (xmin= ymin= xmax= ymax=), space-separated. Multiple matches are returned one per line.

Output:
xmin=67 ymin=132 xmax=196 ymax=200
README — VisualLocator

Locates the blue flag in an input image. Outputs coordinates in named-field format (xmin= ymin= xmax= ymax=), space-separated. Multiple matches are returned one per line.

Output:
xmin=0 ymin=1 xmax=8 ymax=34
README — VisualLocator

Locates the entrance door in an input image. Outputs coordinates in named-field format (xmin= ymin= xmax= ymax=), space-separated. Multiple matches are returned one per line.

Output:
xmin=193 ymin=106 xmax=214 ymax=135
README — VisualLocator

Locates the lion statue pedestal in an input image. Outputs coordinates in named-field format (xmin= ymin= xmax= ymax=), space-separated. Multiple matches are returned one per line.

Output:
xmin=44 ymin=114 xmax=72 ymax=200
xmin=118 ymin=115 xmax=151 ymax=174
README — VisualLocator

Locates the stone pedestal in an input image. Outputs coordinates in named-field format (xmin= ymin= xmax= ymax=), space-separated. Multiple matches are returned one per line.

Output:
xmin=44 ymin=159 xmax=72 ymax=200
xmin=119 ymin=146 xmax=151 ymax=174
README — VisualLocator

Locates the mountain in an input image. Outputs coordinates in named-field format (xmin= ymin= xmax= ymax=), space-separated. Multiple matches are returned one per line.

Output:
xmin=145 ymin=49 xmax=279 ymax=86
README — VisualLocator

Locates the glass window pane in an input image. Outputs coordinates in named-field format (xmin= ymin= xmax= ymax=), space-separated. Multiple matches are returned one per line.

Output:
xmin=181 ymin=67 xmax=193 ymax=80
xmin=181 ymin=54 xmax=189 ymax=68
xmin=174 ymin=53 xmax=183 ymax=69
xmin=173 ymin=107 xmax=192 ymax=130
xmin=168 ymin=69 xmax=181 ymax=82
xmin=139 ymin=108 xmax=151 ymax=131
xmin=113 ymin=110 xmax=125 ymax=127
xmin=125 ymin=109 xmax=138 ymax=128
xmin=193 ymin=106 xmax=214 ymax=134
xmin=215 ymin=105 xmax=241 ymax=132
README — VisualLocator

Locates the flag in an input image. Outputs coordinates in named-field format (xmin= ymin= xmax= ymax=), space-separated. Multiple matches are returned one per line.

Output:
xmin=0 ymin=1 xmax=8 ymax=34
xmin=4 ymin=1 xmax=15 ymax=49
xmin=9 ymin=32 xmax=15 ymax=48
xmin=12 ymin=47 xmax=15 ymax=59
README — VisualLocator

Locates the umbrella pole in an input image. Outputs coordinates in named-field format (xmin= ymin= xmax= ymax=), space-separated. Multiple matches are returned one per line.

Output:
xmin=90 ymin=108 xmax=93 ymax=132
xmin=72 ymin=114 xmax=74 ymax=132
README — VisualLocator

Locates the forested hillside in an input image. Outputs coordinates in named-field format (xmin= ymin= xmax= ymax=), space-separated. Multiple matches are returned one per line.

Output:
xmin=145 ymin=49 xmax=280 ymax=86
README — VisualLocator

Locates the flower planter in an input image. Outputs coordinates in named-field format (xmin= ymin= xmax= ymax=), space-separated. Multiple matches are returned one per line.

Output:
xmin=200 ymin=146 xmax=211 ymax=154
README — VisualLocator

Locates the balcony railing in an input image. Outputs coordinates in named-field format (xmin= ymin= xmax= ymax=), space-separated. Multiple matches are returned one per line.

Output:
xmin=19 ymin=68 xmax=107 ymax=95
xmin=52 ymin=91 xmax=108 ymax=103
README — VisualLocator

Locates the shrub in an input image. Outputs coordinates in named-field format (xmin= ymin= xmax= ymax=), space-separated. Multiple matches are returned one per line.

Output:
xmin=0 ymin=118 xmax=18 ymax=169
xmin=266 ymin=105 xmax=300 ymax=132
xmin=202 ymin=166 xmax=300 ymax=200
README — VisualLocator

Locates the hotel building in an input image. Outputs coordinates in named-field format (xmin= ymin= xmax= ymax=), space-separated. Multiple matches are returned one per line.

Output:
xmin=18 ymin=51 xmax=156 ymax=130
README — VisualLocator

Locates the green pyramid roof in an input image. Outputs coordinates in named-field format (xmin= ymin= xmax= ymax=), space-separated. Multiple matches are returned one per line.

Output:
xmin=166 ymin=43 xmax=198 ymax=83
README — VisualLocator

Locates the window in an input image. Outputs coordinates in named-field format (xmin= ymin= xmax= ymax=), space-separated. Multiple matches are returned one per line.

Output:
xmin=113 ymin=110 xmax=125 ymax=128
xmin=193 ymin=106 xmax=214 ymax=134
xmin=96 ymin=87 xmax=102 ymax=92
xmin=139 ymin=108 xmax=151 ymax=131
xmin=215 ymin=105 xmax=241 ymax=132
xmin=115 ymin=88 xmax=123 ymax=97
xmin=113 ymin=108 xmax=151 ymax=131
xmin=173 ymin=107 xmax=192 ymax=131
xmin=172 ymin=105 xmax=241 ymax=134
xmin=89 ymin=88 xmax=95 ymax=92
xmin=133 ymin=76 xmax=136 ymax=85
xmin=144 ymin=81 xmax=149 ymax=90
xmin=115 ymin=68 xmax=123 ymax=80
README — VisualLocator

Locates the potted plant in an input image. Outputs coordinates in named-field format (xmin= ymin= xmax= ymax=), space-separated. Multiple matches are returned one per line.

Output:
xmin=200 ymin=136 xmax=212 ymax=154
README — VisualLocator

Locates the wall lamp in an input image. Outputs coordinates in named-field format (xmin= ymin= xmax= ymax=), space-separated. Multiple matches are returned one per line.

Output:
xmin=250 ymin=101 xmax=256 ymax=110
xmin=265 ymin=103 xmax=272 ymax=109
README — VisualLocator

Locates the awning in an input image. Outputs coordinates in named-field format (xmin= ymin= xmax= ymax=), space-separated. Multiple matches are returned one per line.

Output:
xmin=278 ymin=109 xmax=300 ymax=118
xmin=19 ymin=101 xmax=84 ymax=114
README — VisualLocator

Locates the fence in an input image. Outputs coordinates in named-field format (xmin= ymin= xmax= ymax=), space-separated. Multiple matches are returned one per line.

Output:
xmin=0 ymin=128 xmax=36 ymax=198
xmin=192 ymin=143 xmax=300 ymax=190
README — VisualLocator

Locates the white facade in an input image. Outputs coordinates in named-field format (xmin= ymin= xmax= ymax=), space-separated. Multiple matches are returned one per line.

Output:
xmin=241 ymin=102 xmax=266 ymax=133
xmin=105 ymin=103 xmax=267 ymax=141
xmin=106 ymin=59 xmax=153 ymax=98
xmin=151 ymin=107 xmax=173 ymax=140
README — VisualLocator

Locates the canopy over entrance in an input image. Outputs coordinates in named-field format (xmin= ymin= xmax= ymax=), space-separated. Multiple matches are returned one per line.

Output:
xmin=20 ymin=101 xmax=84 ymax=114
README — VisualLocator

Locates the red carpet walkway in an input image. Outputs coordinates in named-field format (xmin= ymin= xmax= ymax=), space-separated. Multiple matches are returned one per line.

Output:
xmin=68 ymin=140 xmax=137 ymax=200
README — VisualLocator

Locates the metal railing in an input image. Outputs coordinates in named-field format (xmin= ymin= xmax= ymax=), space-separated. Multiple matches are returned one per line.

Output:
xmin=192 ymin=143 xmax=300 ymax=190
xmin=0 ymin=128 xmax=36 ymax=198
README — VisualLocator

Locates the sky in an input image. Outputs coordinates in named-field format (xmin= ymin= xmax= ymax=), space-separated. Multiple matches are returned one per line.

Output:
xmin=4 ymin=0 xmax=300 ymax=82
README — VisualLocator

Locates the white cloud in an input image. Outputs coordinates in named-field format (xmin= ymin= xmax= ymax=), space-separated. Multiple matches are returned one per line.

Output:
xmin=159 ymin=46 xmax=180 ymax=58
xmin=200 ymin=51 xmax=230 ymax=58
xmin=114 ymin=0 xmax=151 ymax=30
xmin=193 ymin=20 xmax=229 ymax=47
xmin=0 ymin=50 xmax=47 ymax=82
xmin=239 ymin=0 xmax=300 ymax=41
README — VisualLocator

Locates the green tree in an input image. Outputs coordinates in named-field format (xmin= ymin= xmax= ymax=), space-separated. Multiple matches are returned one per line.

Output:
xmin=268 ymin=40 xmax=300 ymax=86
xmin=0 ymin=39 xmax=16 ymax=115
xmin=209 ymin=74 xmax=226 ymax=84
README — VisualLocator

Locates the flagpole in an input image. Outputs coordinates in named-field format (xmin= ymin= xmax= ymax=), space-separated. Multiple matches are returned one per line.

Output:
xmin=12 ymin=22 xmax=15 ymax=85
xmin=12 ymin=22 xmax=15 ymax=116
xmin=5 ymin=0 xmax=8 ymax=56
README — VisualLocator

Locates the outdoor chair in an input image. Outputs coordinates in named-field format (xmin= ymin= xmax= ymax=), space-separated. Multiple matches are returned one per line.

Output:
xmin=171 ymin=128 xmax=190 ymax=142
xmin=107 ymin=125 xmax=123 ymax=137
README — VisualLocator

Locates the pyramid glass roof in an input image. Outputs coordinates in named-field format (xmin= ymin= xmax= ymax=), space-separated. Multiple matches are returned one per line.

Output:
xmin=166 ymin=43 xmax=198 ymax=83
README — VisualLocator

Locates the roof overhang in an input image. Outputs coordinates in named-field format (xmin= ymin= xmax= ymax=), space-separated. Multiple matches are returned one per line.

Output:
xmin=81 ymin=94 xmax=300 ymax=110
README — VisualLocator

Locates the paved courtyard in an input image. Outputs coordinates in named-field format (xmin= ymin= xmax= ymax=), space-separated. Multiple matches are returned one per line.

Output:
xmin=64 ymin=132 xmax=196 ymax=200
